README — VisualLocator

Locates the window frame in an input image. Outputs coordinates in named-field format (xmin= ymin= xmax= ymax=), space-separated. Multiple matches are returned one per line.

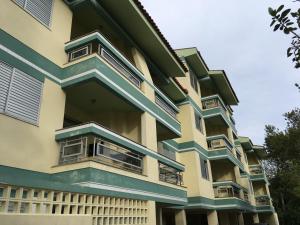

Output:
xmin=194 ymin=111 xmax=203 ymax=133
xmin=200 ymin=157 xmax=209 ymax=180
xmin=0 ymin=61 xmax=43 ymax=126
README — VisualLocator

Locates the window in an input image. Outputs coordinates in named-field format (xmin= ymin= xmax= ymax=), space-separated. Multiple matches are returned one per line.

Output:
xmin=14 ymin=0 xmax=54 ymax=27
xmin=0 ymin=61 xmax=43 ymax=125
xmin=200 ymin=157 xmax=209 ymax=180
xmin=189 ymin=67 xmax=199 ymax=93
xmin=194 ymin=111 xmax=203 ymax=133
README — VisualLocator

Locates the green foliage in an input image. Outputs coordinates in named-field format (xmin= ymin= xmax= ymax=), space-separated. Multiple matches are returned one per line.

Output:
xmin=264 ymin=108 xmax=300 ymax=225
xmin=268 ymin=5 xmax=300 ymax=69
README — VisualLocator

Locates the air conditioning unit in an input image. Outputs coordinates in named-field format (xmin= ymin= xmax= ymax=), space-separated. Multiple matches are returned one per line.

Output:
xmin=204 ymin=99 xmax=218 ymax=109
xmin=211 ymin=139 xmax=225 ymax=149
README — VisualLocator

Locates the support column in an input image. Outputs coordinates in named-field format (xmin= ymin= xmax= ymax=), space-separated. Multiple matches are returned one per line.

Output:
xmin=268 ymin=213 xmax=280 ymax=225
xmin=141 ymin=112 xmax=158 ymax=180
xmin=147 ymin=201 xmax=157 ymax=225
xmin=156 ymin=207 xmax=163 ymax=225
xmin=253 ymin=213 xmax=259 ymax=224
xmin=207 ymin=210 xmax=219 ymax=225
xmin=175 ymin=209 xmax=187 ymax=225
xmin=238 ymin=213 xmax=245 ymax=225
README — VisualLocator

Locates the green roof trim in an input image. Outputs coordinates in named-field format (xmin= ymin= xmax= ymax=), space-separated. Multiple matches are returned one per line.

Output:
xmin=208 ymin=70 xmax=239 ymax=105
xmin=175 ymin=47 xmax=209 ymax=78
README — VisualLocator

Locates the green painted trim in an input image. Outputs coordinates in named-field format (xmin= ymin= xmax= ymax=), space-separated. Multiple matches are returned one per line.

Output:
xmin=186 ymin=196 xmax=255 ymax=211
xmin=55 ymin=123 xmax=184 ymax=171
xmin=61 ymin=56 xmax=181 ymax=136
xmin=0 ymin=29 xmax=181 ymax=137
xmin=175 ymin=140 xmax=244 ymax=171
xmin=177 ymin=96 xmax=203 ymax=116
xmin=250 ymin=174 xmax=268 ymax=183
xmin=0 ymin=165 xmax=187 ymax=205
xmin=177 ymin=141 xmax=209 ymax=160
xmin=65 ymin=32 xmax=179 ymax=113
xmin=202 ymin=107 xmax=237 ymax=135
xmin=207 ymin=134 xmax=233 ymax=149
xmin=256 ymin=205 xmax=275 ymax=213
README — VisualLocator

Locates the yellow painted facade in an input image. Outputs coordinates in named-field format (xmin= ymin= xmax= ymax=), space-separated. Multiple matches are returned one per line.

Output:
xmin=0 ymin=1 xmax=279 ymax=225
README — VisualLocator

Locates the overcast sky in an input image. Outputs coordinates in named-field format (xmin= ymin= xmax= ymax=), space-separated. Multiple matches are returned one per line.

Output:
xmin=140 ymin=0 xmax=300 ymax=144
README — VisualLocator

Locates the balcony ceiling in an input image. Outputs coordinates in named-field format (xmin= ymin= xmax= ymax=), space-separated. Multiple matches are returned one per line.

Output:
xmin=65 ymin=81 xmax=141 ymax=113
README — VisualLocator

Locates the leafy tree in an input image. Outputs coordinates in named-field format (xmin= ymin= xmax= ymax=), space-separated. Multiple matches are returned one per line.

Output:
xmin=268 ymin=3 xmax=300 ymax=68
xmin=264 ymin=108 xmax=300 ymax=225
xmin=268 ymin=3 xmax=300 ymax=91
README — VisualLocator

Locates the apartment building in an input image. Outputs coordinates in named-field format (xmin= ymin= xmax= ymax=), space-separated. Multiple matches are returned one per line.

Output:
xmin=0 ymin=1 xmax=279 ymax=225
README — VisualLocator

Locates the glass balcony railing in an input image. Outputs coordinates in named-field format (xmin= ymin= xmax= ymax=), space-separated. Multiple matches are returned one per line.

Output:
xmin=59 ymin=136 xmax=144 ymax=174
xmin=159 ymin=163 xmax=183 ymax=186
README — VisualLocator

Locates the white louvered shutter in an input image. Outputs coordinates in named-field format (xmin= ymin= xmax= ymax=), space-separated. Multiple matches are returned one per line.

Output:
xmin=5 ymin=69 xmax=43 ymax=125
xmin=0 ymin=62 xmax=13 ymax=112
xmin=14 ymin=0 xmax=53 ymax=27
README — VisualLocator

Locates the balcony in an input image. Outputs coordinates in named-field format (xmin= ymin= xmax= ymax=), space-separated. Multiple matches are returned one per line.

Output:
xmin=207 ymin=135 xmax=233 ymax=151
xmin=65 ymin=31 xmax=143 ymax=89
xmin=59 ymin=136 xmax=144 ymax=174
xmin=249 ymin=165 xmax=263 ymax=175
xmin=213 ymin=181 xmax=242 ymax=199
xmin=155 ymin=95 xmax=177 ymax=119
xmin=63 ymin=32 xmax=181 ymax=137
xmin=202 ymin=95 xmax=237 ymax=135
xmin=255 ymin=196 xmax=271 ymax=206
xmin=202 ymin=95 xmax=227 ymax=114
xmin=208 ymin=135 xmax=244 ymax=171
xmin=55 ymin=123 xmax=185 ymax=173
xmin=159 ymin=163 xmax=183 ymax=186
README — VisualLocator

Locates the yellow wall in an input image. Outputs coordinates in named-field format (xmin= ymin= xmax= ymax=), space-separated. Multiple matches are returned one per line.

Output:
xmin=0 ymin=79 xmax=65 ymax=172
xmin=211 ymin=161 xmax=236 ymax=182
xmin=0 ymin=215 xmax=93 ymax=225
xmin=0 ymin=0 xmax=72 ymax=67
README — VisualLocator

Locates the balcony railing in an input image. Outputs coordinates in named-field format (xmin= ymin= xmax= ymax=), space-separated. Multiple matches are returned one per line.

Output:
xmin=213 ymin=183 xmax=241 ymax=199
xmin=255 ymin=196 xmax=271 ymax=206
xmin=155 ymin=95 xmax=177 ymax=119
xmin=59 ymin=136 xmax=144 ymax=174
xmin=207 ymin=135 xmax=233 ymax=151
xmin=249 ymin=165 xmax=263 ymax=175
xmin=157 ymin=142 xmax=176 ymax=161
xmin=66 ymin=32 xmax=142 ymax=89
xmin=159 ymin=163 xmax=183 ymax=186
xmin=202 ymin=95 xmax=227 ymax=114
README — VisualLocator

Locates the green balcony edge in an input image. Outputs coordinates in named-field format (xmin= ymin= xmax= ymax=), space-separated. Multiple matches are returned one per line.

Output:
xmin=202 ymin=107 xmax=237 ymax=135
xmin=0 ymin=165 xmax=187 ymax=206
xmin=171 ymin=140 xmax=245 ymax=172
xmin=186 ymin=196 xmax=274 ymax=212
xmin=64 ymin=31 xmax=180 ymax=114
xmin=0 ymin=28 xmax=181 ymax=137
xmin=55 ymin=123 xmax=185 ymax=171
